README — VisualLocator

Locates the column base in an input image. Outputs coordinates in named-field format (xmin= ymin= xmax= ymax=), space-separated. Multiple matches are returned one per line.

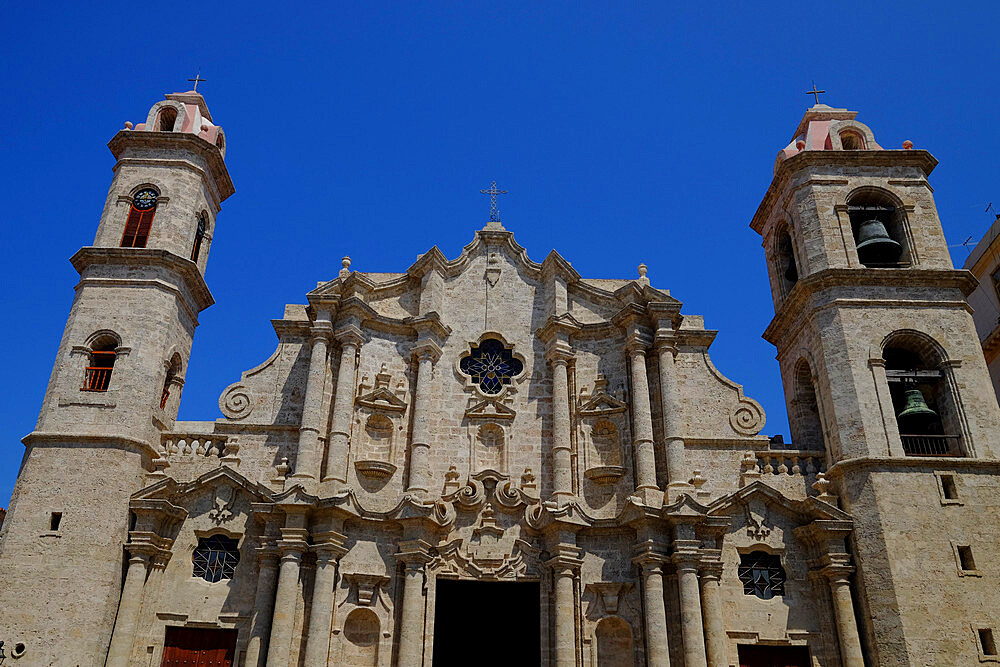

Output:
xmin=632 ymin=486 xmax=663 ymax=507
xmin=665 ymin=481 xmax=694 ymax=504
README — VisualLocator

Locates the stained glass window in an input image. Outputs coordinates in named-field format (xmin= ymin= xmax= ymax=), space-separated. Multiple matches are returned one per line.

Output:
xmin=460 ymin=338 xmax=523 ymax=395
xmin=192 ymin=535 xmax=240 ymax=582
xmin=737 ymin=551 xmax=785 ymax=600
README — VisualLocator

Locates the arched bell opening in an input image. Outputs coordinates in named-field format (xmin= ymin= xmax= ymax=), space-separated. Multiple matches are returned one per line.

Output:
xmin=789 ymin=359 xmax=824 ymax=450
xmin=157 ymin=106 xmax=178 ymax=132
xmin=883 ymin=338 xmax=963 ymax=456
xmin=847 ymin=189 xmax=912 ymax=268
xmin=775 ymin=225 xmax=799 ymax=294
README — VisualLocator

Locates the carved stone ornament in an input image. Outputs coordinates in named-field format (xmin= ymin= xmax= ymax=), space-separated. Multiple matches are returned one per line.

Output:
xmin=745 ymin=498 xmax=771 ymax=542
xmin=433 ymin=501 xmax=546 ymax=580
xmin=342 ymin=573 xmax=391 ymax=607
xmin=208 ymin=485 xmax=236 ymax=524
xmin=730 ymin=399 xmax=765 ymax=436
xmin=585 ymin=582 xmax=634 ymax=616
xmin=353 ymin=364 xmax=407 ymax=480
xmin=219 ymin=383 xmax=254 ymax=419
xmin=434 ymin=469 xmax=543 ymax=531
xmin=578 ymin=376 xmax=629 ymax=485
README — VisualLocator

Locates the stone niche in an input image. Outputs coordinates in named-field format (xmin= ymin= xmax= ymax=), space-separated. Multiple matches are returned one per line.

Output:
xmin=464 ymin=396 xmax=516 ymax=476
xmin=577 ymin=375 xmax=630 ymax=486
xmin=352 ymin=364 xmax=408 ymax=481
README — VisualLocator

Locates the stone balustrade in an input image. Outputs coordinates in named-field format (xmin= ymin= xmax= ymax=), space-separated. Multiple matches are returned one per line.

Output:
xmin=756 ymin=449 xmax=826 ymax=476
xmin=159 ymin=434 xmax=232 ymax=459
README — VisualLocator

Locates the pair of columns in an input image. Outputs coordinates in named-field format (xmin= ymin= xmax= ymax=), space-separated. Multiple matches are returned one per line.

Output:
xmin=292 ymin=319 xmax=440 ymax=495
xmin=249 ymin=528 xmax=348 ymax=667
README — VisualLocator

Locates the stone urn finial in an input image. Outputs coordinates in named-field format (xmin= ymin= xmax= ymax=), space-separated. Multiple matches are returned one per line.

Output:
xmin=340 ymin=256 xmax=352 ymax=278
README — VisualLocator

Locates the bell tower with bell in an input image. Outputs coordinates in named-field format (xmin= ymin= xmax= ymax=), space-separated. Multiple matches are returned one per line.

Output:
xmin=752 ymin=102 xmax=1000 ymax=663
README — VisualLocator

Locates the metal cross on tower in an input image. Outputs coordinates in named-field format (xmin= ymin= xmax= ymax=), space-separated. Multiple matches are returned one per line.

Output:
xmin=480 ymin=181 xmax=508 ymax=222
xmin=805 ymin=82 xmax=826 ymax=105
xmin=188 ymin=71 xmax=207 ymax=91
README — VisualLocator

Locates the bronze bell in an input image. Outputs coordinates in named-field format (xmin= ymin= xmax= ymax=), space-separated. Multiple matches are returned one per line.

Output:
xmin=897 ymin=388 xmax=937 ymax=426
xmin=855 ymin=219 xmax=902 ymax=265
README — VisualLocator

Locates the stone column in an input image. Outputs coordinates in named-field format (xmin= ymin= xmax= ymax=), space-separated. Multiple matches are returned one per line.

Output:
xmin=302 ymin=532 xmax=348 ymax=666
xmin=868 ymin=355 xmax=904 ymax=457
xmin=244 ymin=547 xmax=280 ymax=667
xmin=105 ymin=550 xmax=151 ymax=667
xmin=633 ymin=554 xmax=671 ymax=667
xmin=699 ymin=559 xmax=727 ymax=667
xmin=547 ymin=552 xmax=582 ymax=667
xmin=548 ymin=351 xmax=574 ymax=500
xmin=407 ymin=342 xmax=441 ymax=496
xmin=823 ymin=561 xmax=865 ymax=667
xmin=292 ymin=320 xmax=333 ymax=482
xmin=266 ymin=530 xmax=308 ymax=667
xmin=656 ymin=340 xmax=687 ymax=487
xmin=628 ymin=343 xmax=659 ymax=502
xmin=396 ymin=541 xmax=432 ymax=667
xmin=323 ymin=327 xmax=363 ymax=485
xmin=673 ymin=550 xmax=707 ymax=667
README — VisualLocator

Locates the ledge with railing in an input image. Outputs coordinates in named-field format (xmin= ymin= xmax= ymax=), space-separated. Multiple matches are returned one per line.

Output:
xmin=159 ymin=434 xmax=233 ymax=460
xmin=755 ymin=449 xmax=827 ymax=476
xmin=82 ymin=367 xmax=112 ymax=391
xmin=901 ymin=434 xmax=962 ymax=457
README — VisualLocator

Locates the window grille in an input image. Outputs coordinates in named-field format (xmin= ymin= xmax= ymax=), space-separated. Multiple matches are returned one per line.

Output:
xmin=83 ymin=349 xmax=116 ymax=391
xmin=737 ymin=551 xmax=786 ymax=600
xmin=192 ymin=535 xmax=240 ymax=582
xmin=459 ymin=338 xmax=523 ymax=395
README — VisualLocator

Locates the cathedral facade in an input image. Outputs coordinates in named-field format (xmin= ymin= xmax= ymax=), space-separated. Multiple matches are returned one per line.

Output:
xmin=0 ymin=92 xmax=998 ymax=667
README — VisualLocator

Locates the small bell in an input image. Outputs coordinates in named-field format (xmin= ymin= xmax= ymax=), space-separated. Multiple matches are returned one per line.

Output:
xmin=855 ymin=219 xmax=902 ymax=265
xmin=897 ymin=388 xmax=937 ymax=426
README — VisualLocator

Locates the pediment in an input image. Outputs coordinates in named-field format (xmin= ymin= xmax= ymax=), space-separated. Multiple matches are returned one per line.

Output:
xmin=357 ymin=386 xmax=407 ymax=413
xmin=465 ymin=398 xmax=516 ymax=421
xmin=579 ymin=392 xmax=628 ymax=416
xmin=707 ymin=480 xmax=852 ymax=524
xmin=132 ymin=465 xmax=273 ymax=504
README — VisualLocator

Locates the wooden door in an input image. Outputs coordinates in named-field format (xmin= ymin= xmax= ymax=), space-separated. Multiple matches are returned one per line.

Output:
xmin=161 ymin=627 xmax=238 ymax=667
xmin=738 ymin=644 xmax=811 ymax=667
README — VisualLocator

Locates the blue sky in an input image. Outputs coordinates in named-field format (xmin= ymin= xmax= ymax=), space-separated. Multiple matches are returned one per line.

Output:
xmin=2 ymin=2 xmax=997 ymax=504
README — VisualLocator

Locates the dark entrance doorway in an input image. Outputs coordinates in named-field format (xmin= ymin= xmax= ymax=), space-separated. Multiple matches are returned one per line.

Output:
xmin=738 ymin=644 xmax=811 ymax=667
xmin=432 ymin=579 xmax=540 ymax=666
xmin=161 ymin=627 xmax=238 ymax=667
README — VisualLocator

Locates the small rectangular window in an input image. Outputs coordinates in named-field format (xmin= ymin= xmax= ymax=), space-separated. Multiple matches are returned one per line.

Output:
xmin=941 ymin=474 xmax=959 ymax=499
xmin=49 ymin=512 xmax=62 ymax=531
xmin=981 ymin=628 xmax=998 ymax=656
xmin=958 ymin=545 xmax=977 ymax=571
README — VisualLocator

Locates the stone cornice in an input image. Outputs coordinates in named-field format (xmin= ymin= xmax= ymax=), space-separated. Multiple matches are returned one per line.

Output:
xmin=824 ymin=455 xmax=1000 ymax=478
xmin=751 ymin=149 xmax=937 ymax=234
xmin=764 ymin=267 xmax=979 ymax=346
xmin=22 ymin=429 xmax=157 ymax=459
xmin=71 ymin=247 xmax=215 ymax=314
xmin=108 ymin=130 xmax=235 ymax=201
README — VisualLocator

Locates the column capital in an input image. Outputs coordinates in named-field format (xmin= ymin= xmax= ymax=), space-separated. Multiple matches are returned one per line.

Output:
xmin=698 ymin=554 xmax=724 ymax=582
xmin=544 ymin=340 xmax=574 ymax=365
xmin=309 ymin=320 xmax=334 ymax=343
xmin=671 ymin=542 xmax=702 ymax=571
xmin=815 ymin=553 xmax=855 ymax=583
xmin=625 ymin=333 xmax=652 ymax=356
xmin=256 ymin=544 xmax=281 ymax=567
xmin=335 ymin=324 xmax=365 ymax=348
xmin=277 ymin=527 xmax=310 ymax=558
xmin=396 ymin=539 xmax=434 ymax=567
xmin=312 ymin=530 xmax=349 ymax=562
xmin=412 ymin=339 xmax=443 ymax=363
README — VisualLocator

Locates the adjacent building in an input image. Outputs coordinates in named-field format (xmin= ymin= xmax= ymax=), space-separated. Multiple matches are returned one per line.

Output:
xmin=963 ymin=216 xmax=1000 ymax=400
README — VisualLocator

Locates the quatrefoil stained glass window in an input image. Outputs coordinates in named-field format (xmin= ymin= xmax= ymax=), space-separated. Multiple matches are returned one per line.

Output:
xmin=192 ymin=535 xmax=240 ymax=583
xmin=460 ymin=338 xmax=523 ymax=395
xmin=737 ymin=551 xmax=786 ymax=600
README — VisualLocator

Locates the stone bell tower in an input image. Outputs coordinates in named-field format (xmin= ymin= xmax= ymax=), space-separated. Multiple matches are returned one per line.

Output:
xmin=752 ymin=103 xmax=1000 ymax=665
xmin=0 ymin=90 xmax=233 ymax=665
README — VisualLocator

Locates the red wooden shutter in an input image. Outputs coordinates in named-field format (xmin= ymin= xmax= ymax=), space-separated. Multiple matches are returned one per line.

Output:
xmin=121 ymin=206 xmax=155 ymax=248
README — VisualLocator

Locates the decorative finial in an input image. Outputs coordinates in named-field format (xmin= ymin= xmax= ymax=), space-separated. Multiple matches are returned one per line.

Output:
xmin=690 ymin=469 xmax=707 ymax=489
xmin=805 ymin=81 xmax=826 ymax=105
xmin=188 ymin=70 xmax=207 ymax=92
xmin=480 ymin=181 xmax=508 ymax=223
xmin=340 ymin=256 xmax=351 ymax=278
xmin=902 ymin=140 xmax=914 ymax=150
xmin=637 ymin=263 xmax=649 ymax=286
xmin=796 ymin=140 xmax=806 ymax=151
xmin=124 ymin=121 xmax=133 ymax=130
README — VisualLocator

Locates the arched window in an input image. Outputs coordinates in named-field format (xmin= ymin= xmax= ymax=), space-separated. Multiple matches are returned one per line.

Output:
xmin=840 ymin=130 xmax=865 ymax=150
xmin=191 ymin=213 xmax=207 ymax=262
xmin=157 ymin=107 xmax=178 ymax=132
xmin=83 ymin=338 xmax=117 ymax=391
xmin=775 ymin=226 xmax=798 ymax=293
xmin=192 ymin=535 xmax=240 ymax=582
xmin=884 ymin=338 xmax=962 ymax=456
xmin=120 ymin=189 xmax=158 ymax=248
xmin=847 ymin=189 xmax=910 ymax=267
xmin=161 ymin=354 xmax=182 ymax=410
xmin=790 ymin=359 xmax=823 ymax=449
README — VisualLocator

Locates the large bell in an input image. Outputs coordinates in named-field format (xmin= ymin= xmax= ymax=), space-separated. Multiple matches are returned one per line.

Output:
xmin=897 ymin=388 xmax=937 ymax=426
xmin=855 ymin=219 xmax=902 ymax=265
